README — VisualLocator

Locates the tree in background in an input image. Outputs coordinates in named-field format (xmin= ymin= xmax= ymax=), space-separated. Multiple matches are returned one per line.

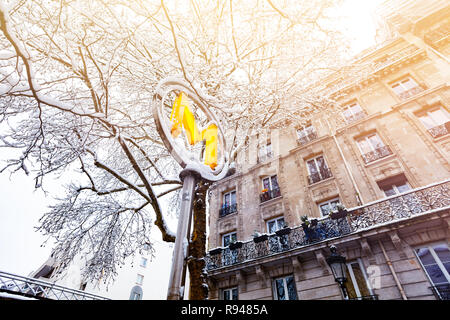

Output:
xmin=0 ymin=0 xmax=354 ymax=296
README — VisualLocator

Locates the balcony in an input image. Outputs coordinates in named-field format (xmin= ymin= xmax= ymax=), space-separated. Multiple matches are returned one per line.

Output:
xmin=260 ymin=187 xmax=281 ymax=203
xmin=430 ymin=284 xmax=450 ymax=300
xmin=361 ymin=145 xmax=393 ymax=164
xmin=0 ymin=271 xmax=109 ymax=300
xmin=219 ymin=203 xmax=237 ymax=218
xmin=206 ymin=179 xmax=450 ymax=271
xmin=344 ymin=111 xmax=366 ymax=124
xmin=297 ymin=131 xmax=318 ymax=146
xmin=397 ymin=85 xmax=425 ymax=100
xmin=307 ymin=168 xmax=333 ymax=185
xmin=428 ymin=121 xmax=450 ymax=139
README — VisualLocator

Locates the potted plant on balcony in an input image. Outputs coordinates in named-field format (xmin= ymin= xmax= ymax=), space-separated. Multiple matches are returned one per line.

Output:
xmin=229 ymin=239 xmax=243 ymax=250
xmin=253 ymin=231 xmax=269 ymax=243
xmin=301 ymin=215 xmax=310 ymax=229
xmin=330 ymin=203 xmax=347 ymax=220
xmin=275 ymin=223 xmax=291 ymax=236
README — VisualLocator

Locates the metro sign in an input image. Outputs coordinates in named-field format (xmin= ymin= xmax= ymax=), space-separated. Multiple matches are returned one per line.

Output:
xmin=153 ymin=78 xmax=229 ymax=182
xmin=169 ymin=91 xmax=218 ymax=170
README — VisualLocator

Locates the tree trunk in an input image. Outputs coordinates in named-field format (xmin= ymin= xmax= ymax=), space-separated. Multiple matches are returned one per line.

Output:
xmin=187 ymin=180 xmax=210 ymax=300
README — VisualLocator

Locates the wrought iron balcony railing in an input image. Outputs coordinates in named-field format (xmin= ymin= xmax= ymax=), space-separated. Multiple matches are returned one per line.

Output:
xmin=260 ymin=187 xmax=281 ymax=203
xmin=397 ymin=86 xmax=425 ymax=100
xmin=0 ymin=271 xmax=109 ymax=300
xmin=206 ymin=179 xmax=450 ymax=271
xmin=348 ymin=295 xmax=379 ymax=300
xmin=344 ymin=111 xmax=366 ymax=124
xmin=219 ymin=203 xmax=238 ymax=217
xmin=297 ymin=131 xmax=318 ymax=146
xmin=307 ymin=168 xmax=333 ymax=185
xmin=429 ymin=284 xmax=450 ymax=300
xmin=361 ymin=145 xmax=393 ymax=164
xmin=428 ymin=122 xmax=450 ymax=139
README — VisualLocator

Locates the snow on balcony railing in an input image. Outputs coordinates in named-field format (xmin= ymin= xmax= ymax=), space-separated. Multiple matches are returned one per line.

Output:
xmin=0 ymin=271 xmax=109 ymax=300
xmin=206 ymin=179 xmax=450 ymax=271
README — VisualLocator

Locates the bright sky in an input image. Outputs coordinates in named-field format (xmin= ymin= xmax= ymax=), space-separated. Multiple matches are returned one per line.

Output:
xmin=0 ymin=0 xmax=385 ymax=298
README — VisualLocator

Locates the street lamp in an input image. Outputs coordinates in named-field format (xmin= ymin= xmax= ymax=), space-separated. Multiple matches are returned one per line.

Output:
xmin=326 ymin=245 xmax=348 ymax=298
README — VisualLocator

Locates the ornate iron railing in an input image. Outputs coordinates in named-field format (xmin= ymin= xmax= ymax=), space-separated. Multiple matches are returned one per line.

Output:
xmin=219 ymin=203 xmax=238 ymax=217
xmin=260 ymin=187 xmax=282 ymax=203
xmin=361 ymin=145 xmax=393 ymax=164
xmin=206 ymin=180 xmax=450 ymax=271
xmin=307 ymin=168 xmax=333 ymax=184
xmin=429 ymin=284 xmax=450 ymax=300
xmin=0 ymin=271 xmax=109 ymax=300
xmin=397 ymin=85 xmax=425 ymax=100
xmin=428 ymin=122 xmax=450 ymax=139
xmin=344 ymin=111 xmax=366 ymax=124
xmin=348 ymin=295 xmax=379 ymax=300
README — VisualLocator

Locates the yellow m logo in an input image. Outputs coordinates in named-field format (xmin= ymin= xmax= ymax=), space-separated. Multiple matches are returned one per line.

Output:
xmin=170 ymin=92 xmax=218 ymax=170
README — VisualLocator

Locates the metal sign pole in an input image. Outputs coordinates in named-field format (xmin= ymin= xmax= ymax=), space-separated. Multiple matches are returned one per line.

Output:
xmin=166 ymin=169 xmax=198 ymax=300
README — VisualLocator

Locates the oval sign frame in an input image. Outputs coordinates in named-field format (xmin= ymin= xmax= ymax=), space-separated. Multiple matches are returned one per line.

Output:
xmin=152 ymin=78 xmax=229 ymax=182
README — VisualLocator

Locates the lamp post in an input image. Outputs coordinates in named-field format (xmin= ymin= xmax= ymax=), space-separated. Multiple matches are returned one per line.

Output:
xmin=326 ymin=245 xmax=348 ymax=299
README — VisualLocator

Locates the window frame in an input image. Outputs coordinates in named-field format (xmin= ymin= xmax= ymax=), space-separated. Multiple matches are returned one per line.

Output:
xmin=222 ymin=231 xmax=237 ymax=247
xmin=414 ymin=242 xmax=450 ymax=287
xmin=261 ymin=175 xmax=279 ymax=191
xmin=272 ymin=275 xmax=298 ymax=300
xmin=306 ymin=155 xmax=330 ymax=181
xmin=318 ymin=197 xmax=341 ymax=217
xmin=136 ymin=274 xmax=144 ymax=285
xmin=344 ymin=258 xmax=374 ymax=300
xmin=221 ymin=287 xmax=239 ymax=300
xmin=266 ymin=216 xmax=286 ymax=234
xmin=390 ymin=76 xmax=419 ymax=95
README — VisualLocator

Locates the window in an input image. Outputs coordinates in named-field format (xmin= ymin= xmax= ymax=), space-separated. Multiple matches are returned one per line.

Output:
xmin=296 ymin=124 xmax=317 ymax=145
xmin=391 ymin=77 xmax=423 ymax=100
xmin=273 ymin=275 xmax=298 ymax=300
xmin=260 ymin=175 xmax=281 ymax=202
xmin=140 ymin=257 xmax=148 ymax=268
xmin=318 ymin=197 xmax=340 ymax=217
xmin=377 ymin=174 xmax=411 ymax=197
xmin=220 ymin=190 xmax=237 ymax=217
xmin=267 ymin=217 xmax=288 ymax=252
xmin=414 ymin=243 xmax=450 ymax=300
xmin=222 ymin=232 xmax=237 ymax=247
xmin=258 ymin=142 xmax=273 ymax=163
xmin=356 ymin=133 xmax=392 ymax=164
xmin=417 ymin=107 xmax=450 ymax=138
xmin=306 ymin=155 xmax=332 ymax=184
xmin=142 ymin=243 xmax=151 ymax=251
xmin=221 ymin=287 xmax=238 ymax=300
xmin=136 ymin=274 xmax=144 ymax=285
xmin=342 ymin=102 xmax=366 ymax=123
xmin=129 ymin=285 xmax=143 ymax=300
xmin=79 ymin=282 xmax=87 ymax=291
xmin=267 ymin=217 xmax=286 ymax=234
xmin=344 ymin=259 xmax=375 ymax=300
xmin=222 ymin=232 xmax=238 ymax=265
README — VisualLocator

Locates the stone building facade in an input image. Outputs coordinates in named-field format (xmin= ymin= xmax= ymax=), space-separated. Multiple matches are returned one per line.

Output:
xmin=205 ymin=0 xmax=450 ymax=300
